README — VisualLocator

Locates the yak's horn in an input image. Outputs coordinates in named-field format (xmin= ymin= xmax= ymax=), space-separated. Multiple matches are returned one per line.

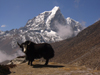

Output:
xmin=17 ymin=42 xmax=21 ymax=47
xmin=28 ymin=41 xmax=31 ymax=45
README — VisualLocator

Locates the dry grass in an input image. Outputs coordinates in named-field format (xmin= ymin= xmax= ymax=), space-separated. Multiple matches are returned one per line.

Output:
xmin=8 ymin=61 xmax=100 ymax=75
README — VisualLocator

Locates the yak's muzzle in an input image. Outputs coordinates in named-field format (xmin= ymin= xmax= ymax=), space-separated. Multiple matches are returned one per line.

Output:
xmin=23 ymin=45 xmax=27 ymax=53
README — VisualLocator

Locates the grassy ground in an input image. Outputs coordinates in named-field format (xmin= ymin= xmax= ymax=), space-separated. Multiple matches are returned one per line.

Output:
xmin=6 ymin=60 xmax=100 ymax=75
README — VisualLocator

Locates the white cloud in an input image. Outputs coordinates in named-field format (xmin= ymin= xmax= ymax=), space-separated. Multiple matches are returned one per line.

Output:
xmin=54 ymin=20 xmax=85 ymax=39
xmin=80 ymin=20 xmax=86 ymax=26
xmin=74 ymin=0 xmax=80 ymax=8
xmin=54 ymin=21 xmax=73 ymax=39
xmin=79 ymin=20 xmax=86 ymax=29
xmin=0 ymin=50 xmax=24 ymax=63
xmin=1 ymin=25 xmax=6 ymax=27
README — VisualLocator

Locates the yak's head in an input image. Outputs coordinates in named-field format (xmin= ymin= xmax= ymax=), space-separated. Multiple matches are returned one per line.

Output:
xmin=17 ymin=41 xmax=31 ymax=53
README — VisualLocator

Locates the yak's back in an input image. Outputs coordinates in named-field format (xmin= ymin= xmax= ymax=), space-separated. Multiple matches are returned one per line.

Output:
xmin=33 ymin=43 xmax=54 ymax=58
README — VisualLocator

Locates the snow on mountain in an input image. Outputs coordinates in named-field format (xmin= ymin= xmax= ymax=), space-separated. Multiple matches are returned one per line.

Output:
xmin=46 ymin=6 xmax=60 ymax=28
xmin=66 ymin=17 xmax=84 ymax=36
xmin=0 ymin=6 xmax=84 ymax=62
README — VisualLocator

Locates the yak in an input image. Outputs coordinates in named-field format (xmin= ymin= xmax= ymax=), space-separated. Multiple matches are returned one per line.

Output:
xmin=17 ymin=40 xmax=54 ymax=66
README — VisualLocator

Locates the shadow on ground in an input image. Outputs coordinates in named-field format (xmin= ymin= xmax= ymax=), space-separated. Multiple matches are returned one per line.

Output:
xmin=32 ymin=64 xmax=64 ymax=68
xmin=0 ymin=65 xmax=12 ymax=75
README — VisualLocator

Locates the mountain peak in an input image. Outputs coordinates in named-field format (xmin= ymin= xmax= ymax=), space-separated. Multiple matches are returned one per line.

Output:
xmin=51 ymin=6 xmax=60 ymax=12
xmin=66 ymin=17 xmax=71 ymax=20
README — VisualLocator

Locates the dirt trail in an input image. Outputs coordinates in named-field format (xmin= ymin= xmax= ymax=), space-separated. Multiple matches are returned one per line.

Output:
xmin=8 ymin=60 xmax=100 ymax=75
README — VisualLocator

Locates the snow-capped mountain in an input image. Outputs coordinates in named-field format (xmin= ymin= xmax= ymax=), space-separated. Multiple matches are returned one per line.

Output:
xmin=66 ymin=17 xmax=84 ymax=36
xmin=0 ymin=6 xmax=84 ymax=56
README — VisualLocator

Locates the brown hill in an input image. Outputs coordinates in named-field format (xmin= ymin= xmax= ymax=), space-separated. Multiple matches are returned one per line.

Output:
xmin=51 ymin=20 xmax=100 ymax=70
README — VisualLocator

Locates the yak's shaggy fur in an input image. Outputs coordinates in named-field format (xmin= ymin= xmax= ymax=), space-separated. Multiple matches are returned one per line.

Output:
xmin=17 ymin=41 xmax=54 ymax=66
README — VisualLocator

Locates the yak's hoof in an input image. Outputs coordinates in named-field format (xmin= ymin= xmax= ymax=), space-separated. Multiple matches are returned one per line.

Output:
xmin=28 ymin=63 xmax=30 ymax=65
xmin=45 ymin=64 xmax=48 ymax=65
xmin=30 ymin=64 xmax=33 ymax=66
xmin=28 ymin=63 xmax=33 ymax=66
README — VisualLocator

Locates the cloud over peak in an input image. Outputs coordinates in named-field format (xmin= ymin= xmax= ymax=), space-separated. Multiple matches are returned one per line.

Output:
xmin=1 ymin=25 xmax=6 ymax=27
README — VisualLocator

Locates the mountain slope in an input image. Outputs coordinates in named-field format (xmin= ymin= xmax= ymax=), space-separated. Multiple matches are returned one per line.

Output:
xmin=51 ymin=20 xmax=100 ymax=70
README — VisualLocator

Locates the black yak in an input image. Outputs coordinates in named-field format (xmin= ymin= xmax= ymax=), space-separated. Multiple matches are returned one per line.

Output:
xmin=17 ymin=41 xmax=54 ymax=66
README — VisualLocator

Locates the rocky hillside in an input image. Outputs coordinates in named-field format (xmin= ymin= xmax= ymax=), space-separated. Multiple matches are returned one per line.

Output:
xmin=51 ymin=20 xmax=100 ymax=70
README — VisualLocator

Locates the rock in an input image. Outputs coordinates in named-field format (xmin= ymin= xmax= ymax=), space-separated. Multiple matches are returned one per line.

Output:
xmin=7 ymin=56 xmax=26 ymax=65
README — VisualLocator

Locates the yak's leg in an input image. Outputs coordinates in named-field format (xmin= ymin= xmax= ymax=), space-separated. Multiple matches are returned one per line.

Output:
xmin=28 ymin=60 xmax=30 ymax=65
xmin=30 ymin=59 xmax=34 ymax=66
xmin=30 ymin=61 xmax=33 ymax=66
xmin=28 ymin=60 xmax=33 ymax=66
xmin=45 ymin=59 xmax=49 ymax=65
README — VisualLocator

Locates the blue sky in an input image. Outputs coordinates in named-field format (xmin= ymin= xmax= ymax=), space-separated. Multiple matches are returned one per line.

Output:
xmin=0 ymin=0 xmax=100 ymax=31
